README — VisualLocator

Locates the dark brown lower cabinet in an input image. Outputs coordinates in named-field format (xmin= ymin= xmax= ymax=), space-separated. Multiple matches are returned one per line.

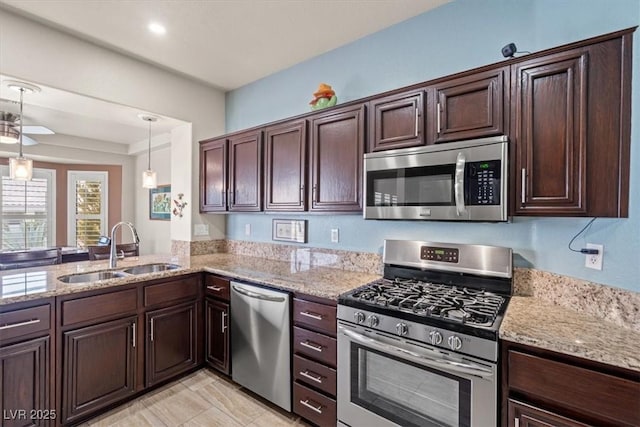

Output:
xmin=502 ymin=341 xmax=640 ymax=427
xmin=146 ymin=301 xmax=199 ymax=387
xmin=204 ymin=297 xmax=229 ymax=374
xmin=508 ymin=400 xmax=589 ymax=427
xmin=61 ymin=316 xmax=136 ymax=425
xmin=0 ymin=337 xmax=50 ymax=427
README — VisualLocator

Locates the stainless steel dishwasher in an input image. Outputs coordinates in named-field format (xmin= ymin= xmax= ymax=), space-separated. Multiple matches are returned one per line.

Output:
xmin=230 ymin=281 xmax=291 ymax=411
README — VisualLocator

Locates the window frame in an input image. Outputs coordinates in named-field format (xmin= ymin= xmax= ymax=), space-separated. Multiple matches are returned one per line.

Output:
xmin=0 ymin=165 xmax=56 ymax=250
xmin=67 ymin=170 xmax=109 ymax=247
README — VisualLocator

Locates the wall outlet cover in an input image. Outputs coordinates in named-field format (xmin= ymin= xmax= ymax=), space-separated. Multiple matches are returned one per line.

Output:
xmin=194 ymin=224 xmax=209 ymax=236
xmin=245 ymin=223 xmax=251 ymax=236
xmin=585 ymin=243 xmax=603 ymax=270
xmin=331 ymin=228 xmax=339 ymax=243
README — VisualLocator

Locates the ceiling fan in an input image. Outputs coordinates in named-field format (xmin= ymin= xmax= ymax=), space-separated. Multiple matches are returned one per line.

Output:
xmin=0 ymin=107 xmax=55 ymax=146
xmin=0 ymin=81 xmax=55 ymax=145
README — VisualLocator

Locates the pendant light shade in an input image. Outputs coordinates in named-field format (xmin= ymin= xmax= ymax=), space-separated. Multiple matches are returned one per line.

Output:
xmin=139 ymin=114 xmax=159 ymax=189
xmin=142 ymin=169 xmax=157 ymax=188
xmin=6 ymin=81 xmax=40 ymax=181
xmin=9 ymin=157 xmax=33 ymax=180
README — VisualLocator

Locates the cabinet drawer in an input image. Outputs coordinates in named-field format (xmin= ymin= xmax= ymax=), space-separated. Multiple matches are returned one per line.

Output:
xmin=293 ymin=382 xmax=336 ymax=427
xmin=293 ymin=354 xmax=336 ymax=396
xmin=61 ymin=289 xmax=137 ymax=327
xmin=293 ymin=326 xmax=336 ymax=368
xmin=508 ymin=350 xmax=640 ymax=426
xmin=0 ymin=304 xmax=50 ymax=342
xmin=204 ymin=274 xmax=230 ymax=301
xmin=293 ymin=299 xmax=336 ymax=336
xmin=144 ymin=276 xmax=199 ymax=307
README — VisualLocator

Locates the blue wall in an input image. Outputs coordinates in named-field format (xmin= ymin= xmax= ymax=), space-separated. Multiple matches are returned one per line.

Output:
xmin=225 ymin=0 xmax=640 ymax=292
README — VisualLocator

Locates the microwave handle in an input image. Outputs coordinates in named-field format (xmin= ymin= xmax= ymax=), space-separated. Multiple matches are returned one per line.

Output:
xmin=454 ymin=152 xmax=467 ymax=216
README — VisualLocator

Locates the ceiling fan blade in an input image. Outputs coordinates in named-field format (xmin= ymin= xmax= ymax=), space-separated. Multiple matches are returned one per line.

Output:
xmin=21 ymin=135 xmax=38 ymax=146
xmin=22 ymin=125 xmax=54 ymax=135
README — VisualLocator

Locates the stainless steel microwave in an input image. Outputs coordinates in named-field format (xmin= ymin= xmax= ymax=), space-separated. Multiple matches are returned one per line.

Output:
xmin=363 ymin=136 xmax=508 ymax=221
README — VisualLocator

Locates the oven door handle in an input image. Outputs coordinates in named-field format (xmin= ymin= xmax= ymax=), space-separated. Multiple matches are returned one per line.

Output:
xmin=454 ymin=152 xmax=467 ymax=216
xmin=340 ymin=326 xmax=493 ymax=379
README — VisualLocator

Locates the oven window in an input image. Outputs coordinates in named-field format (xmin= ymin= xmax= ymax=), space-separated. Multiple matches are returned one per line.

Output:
xmin=367 ymin=164 xmax=455 ymax=207
xmin=350 ymin=343 xmax=471 ymax=427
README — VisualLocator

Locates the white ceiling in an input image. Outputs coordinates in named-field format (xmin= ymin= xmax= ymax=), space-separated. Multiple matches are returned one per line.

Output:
xmin=0 ymin=0 xmax=448 ymax=151
xmin=1 ymin=0 xmax=449 ymax=90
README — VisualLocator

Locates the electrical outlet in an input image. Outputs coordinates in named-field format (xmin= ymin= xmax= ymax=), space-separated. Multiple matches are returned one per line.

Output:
xmin=331 ymin=228 xmax=339 ymax=243
xmin=245 ymin=223 xmax=251 ymax=236
xmin=585 ymin=243 xmax=603 ymax=270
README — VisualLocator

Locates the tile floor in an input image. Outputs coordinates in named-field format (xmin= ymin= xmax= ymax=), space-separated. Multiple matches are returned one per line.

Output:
xmin=80 ymin=369 xmax=310 ymax=427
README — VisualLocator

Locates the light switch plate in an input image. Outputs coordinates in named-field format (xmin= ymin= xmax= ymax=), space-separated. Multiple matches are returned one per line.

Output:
xmin=331 ymin=228 xmax=339 ymax=243
xmin=194 ymin=224 xmax=209 ymax=236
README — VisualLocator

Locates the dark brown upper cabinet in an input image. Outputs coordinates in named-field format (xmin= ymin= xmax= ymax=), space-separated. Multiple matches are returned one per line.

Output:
xmin=368 ymin=90 xmax=427 ymax=151
xmin=430 ymin=67 xmax=508 ymax=143
xmin=512 ymin=50 xmax=588 ymax=215
xmin=511 ymin=31 xmax=632 ymax=217
xmin=309 ymin=104 xmax=365 ymax=212
xmin=264 ymin=120 xmax=307 ymax=211
xmin=199 ymin=137 xmax=228 ymax=212
xmin=229 ymin=130 xmax=263 ymax=211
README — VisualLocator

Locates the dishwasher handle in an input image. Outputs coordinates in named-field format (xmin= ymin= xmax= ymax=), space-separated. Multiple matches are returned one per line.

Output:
xmin=232 ymin=284 xmax=286 ymax=302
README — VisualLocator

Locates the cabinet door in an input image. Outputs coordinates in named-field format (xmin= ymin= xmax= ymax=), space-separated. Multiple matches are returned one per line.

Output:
xmin=512 ymin=50 xmax=588 ymax=215
xmin=508 ymin=400 xmax=589 ymax=427
xmin=264 ymin=120 xmax=307 ymax=211
xmin=309 ymin=105 xmax=365 ymax=212
xmin=0 ymin=337 xmax=50 ymax=427
xmin=204 ymin=298 xmax=229 ymax=375
xmin=62 ymin=316 xmax=136 ymax=424
xmin=199 ymin=138 xmax=228 ymax=212
xmin=369 ymin=90 xmax=426 ymax=151
xmin=146 ymin=301 xmax=198 ymax=386
xmin=229 ymin=130 xmax=262 ymax=211
xmin=431 ymin=67 xmax=507 ymax=143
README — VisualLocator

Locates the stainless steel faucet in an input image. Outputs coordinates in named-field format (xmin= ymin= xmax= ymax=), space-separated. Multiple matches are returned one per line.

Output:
xmin=109 ymin=221 xmax=140 ymax=268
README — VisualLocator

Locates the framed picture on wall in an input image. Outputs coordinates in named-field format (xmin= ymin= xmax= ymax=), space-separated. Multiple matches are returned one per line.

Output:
xmin=149 ymin=184 xmax=171 ymax=220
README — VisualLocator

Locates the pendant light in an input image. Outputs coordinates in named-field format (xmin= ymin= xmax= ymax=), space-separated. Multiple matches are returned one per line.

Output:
xmin=6 ymin=81 xmax=40 ymax=181
xmin=139 ymin=114 xmax=158 ymax=189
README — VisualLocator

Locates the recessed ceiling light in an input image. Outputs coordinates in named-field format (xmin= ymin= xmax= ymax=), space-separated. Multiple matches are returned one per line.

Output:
xmin=148 ymin=22 xmax=166 ymax=35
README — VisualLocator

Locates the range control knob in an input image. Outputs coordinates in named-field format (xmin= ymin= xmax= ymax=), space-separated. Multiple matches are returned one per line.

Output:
xmin=429 ymin=330 xmax=443 ymax=345
xmin=395 ymin=322 xmax=408 ymax=336
xmin=448 ymin=335 xmax=463 ymax=351
xmin=367 ymin=315 xmax=379 ymax=328
xmin=354 ymin=312 xmax=366 ymax=324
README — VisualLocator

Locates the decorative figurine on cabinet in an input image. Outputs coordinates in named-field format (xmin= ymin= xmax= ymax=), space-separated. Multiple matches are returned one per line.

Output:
xmin=309 ymin=83 xmax=337 ymax=110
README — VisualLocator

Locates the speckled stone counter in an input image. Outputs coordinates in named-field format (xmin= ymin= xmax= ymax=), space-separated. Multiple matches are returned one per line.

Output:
xmin=0 ymin=253 xmax=381 ymax=306
xmin=500 ymin=296 xmax=640 ymax=372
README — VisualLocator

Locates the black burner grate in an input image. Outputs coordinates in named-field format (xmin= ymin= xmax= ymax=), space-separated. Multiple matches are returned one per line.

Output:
xmin=348 ymin=278 xmax=505 ymax=327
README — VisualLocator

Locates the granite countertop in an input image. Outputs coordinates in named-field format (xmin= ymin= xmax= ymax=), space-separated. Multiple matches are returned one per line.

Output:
xmin=0 ymin=253 xmax=381 ymax=306
xmin=500 ymin=296 xmax=640 ymax=372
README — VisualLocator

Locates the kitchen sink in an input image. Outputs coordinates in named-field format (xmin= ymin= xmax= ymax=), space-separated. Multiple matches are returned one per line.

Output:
xmin=121 ymin=263 xmax=181 ymax=275
xmin=58 ymin=270 xmax=131 ymax=284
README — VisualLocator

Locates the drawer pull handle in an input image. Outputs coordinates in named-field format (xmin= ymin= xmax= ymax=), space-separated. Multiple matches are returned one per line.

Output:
xmin=0 ymin=318 xmax=40 ymax=331
xmin=300 ymin=370 xmax=323 ymax=384
xmin=300 ymin=311 xmax=323 ymax=321
xmin=207 ymin=286 xmax=223 ymax=292
xmin=300 ymin=341 xmax=323 ymax=352
xmin=300 ymin=399 xmax=323 ymax=414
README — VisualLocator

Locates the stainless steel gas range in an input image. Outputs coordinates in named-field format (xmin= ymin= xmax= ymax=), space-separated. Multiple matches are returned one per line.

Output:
xmin=337 ymin=239 xmax=513 ymax=427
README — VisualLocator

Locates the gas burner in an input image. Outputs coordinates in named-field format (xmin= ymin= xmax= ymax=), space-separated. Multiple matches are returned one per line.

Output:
xmin=348 ymin=277 xmax=505 ymax=327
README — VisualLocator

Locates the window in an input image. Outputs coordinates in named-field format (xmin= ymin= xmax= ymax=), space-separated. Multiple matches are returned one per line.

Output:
xmin=0 ymin=167 xmax=56 ymax=250
xmin=67 ymin=171 xmax=108 ymax=247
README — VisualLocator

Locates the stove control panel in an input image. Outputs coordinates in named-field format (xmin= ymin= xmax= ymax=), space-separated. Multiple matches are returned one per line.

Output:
xmin=421 ymin=246 xmax=459 ymax=263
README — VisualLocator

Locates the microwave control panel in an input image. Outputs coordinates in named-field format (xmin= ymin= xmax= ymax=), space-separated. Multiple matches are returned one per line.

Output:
xmin=466 ymin=160 xmax=501 ymax=205
xmin=421 ymin=246 xmax=459 ymax=263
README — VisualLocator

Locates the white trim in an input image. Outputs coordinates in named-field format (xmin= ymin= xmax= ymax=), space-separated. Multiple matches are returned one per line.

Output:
xmin=67 ymin=171 xmax=109 ymax=246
